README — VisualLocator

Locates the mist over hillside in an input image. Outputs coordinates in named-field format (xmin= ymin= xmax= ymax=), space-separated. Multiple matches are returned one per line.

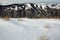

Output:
xmin=0 ymin=0 xmax=60 ymax=5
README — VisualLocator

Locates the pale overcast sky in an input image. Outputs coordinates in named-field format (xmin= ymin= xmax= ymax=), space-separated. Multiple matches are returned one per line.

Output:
xmin=0 ymin=0 xmax=60 ymax=5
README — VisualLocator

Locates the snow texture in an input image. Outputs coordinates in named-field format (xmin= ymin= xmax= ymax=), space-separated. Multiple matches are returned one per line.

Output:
xmin=0 ymin=18 xmax=60 ymax=40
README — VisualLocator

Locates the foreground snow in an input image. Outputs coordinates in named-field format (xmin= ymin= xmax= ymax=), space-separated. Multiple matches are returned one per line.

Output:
xmin=0 ymin=18 xmax=60 ymax=40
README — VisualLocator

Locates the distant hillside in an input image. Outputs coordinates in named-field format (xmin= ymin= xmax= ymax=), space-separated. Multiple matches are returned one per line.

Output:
xmin=0 ymin=3 xmax=60 ymax=18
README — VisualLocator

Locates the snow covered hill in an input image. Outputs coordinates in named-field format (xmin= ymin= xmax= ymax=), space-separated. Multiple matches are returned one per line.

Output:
xmin=0 ymin=18 xmax=60 ymax=40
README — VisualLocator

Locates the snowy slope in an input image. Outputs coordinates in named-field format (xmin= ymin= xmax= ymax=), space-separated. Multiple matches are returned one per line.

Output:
xmin=0 ymin=18 xmax=60 ymax=40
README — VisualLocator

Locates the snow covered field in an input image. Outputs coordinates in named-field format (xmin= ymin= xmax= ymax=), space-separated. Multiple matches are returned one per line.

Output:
xmin=0 ymin=18 xmax=60 ymax=40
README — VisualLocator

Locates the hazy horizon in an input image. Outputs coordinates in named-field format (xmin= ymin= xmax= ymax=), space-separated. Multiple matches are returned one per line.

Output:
xmin=0 ymin=0 xmax=60 ymax=5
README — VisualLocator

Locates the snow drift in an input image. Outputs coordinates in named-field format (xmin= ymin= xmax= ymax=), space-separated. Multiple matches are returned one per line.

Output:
xmin=0 ymin=18 xmax=60 ymax=40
